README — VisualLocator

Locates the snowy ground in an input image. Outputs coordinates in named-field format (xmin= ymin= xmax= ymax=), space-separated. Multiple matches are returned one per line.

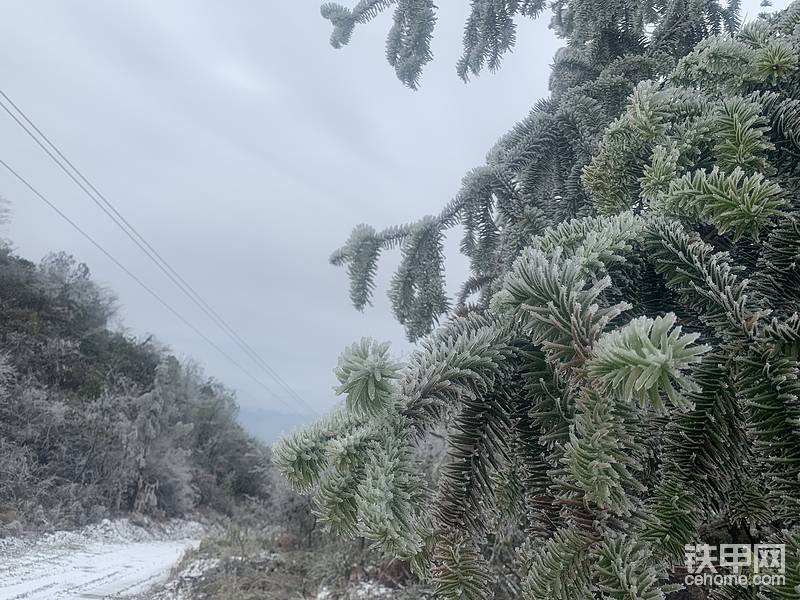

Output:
xmin=0 ymin=519 xmax=203 ymax=600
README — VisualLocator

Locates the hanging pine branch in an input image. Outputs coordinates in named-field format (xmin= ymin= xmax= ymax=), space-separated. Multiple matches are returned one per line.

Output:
xmin=277 ymin=2 xmax=800 ymax=598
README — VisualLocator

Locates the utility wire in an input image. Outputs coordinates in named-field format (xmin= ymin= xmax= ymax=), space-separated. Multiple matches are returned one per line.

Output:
xmin=0 ymin=92 xmax=310 ymax=413
xmin=0 ymin=156 xmax=302 ymax=413
xmin=0 ymin=90 xmax=316 ymax=415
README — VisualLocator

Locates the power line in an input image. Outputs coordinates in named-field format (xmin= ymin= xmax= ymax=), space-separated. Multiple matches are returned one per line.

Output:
xmin=0 ymin=156 xmax=301 ymax=414
xmin=0 ymin=90 xmax=316 ymax=415
xmin=0 ymin=91 xmax=311 ymax=413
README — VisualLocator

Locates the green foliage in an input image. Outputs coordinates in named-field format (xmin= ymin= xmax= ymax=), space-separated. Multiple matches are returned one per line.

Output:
xmin=563 ymin=390 xmax=645 ymax=515
xmin=647 ymin=354 xmax=749 ymax=558
xmin=335 ymin=338 xmax=401 ymax=418
xmin=436 ymin=381 xmax=513 ymax=532
xmin=752 ymin=38 xmax=799 ymax=82
xmin=355 ymin=430 xmax=427 ymax=557
xmin=273 ymin=409 xmax=362 ymax=494
xmin=583 ymin=82 xmax=677 ymax=214
xmin=521 ymin=526 xmax=593 ymax=599
xmin=390 ymin=217 xmax=450 ymax=340
xmin=644 ymin=217 xmax=762 ymax=339
xmin=282 ymin=2 xmax=800 ymax=599
xmin=498 ymin=246 xmax=630 ymax=365
xmin=457 ymin=0 xmax=546 ymax=81
xmin=401 ymin=313 xmax=515 ymax=424
xmin=768 ymin=529 xmax=800 ymax=599
xmin=594 ymin=535 xmax=667 ymax=600
xmin=431 ymin=533 xmax=494 ymax=600
xmin=640 ymin=143 xmax=680 ymax=205
xmin=587 ymin=313 xmax=709 ymax=410
xmin=321 ymin=0 xmax=554 ymax=88
xmin=712 ymin=96 xmax=774 ymax=173
xmin=753 ymin=216 xmax=800 ymax=314
xmin=738 ymin=316 xmax=800 ymax=518
xmin=662 ymin=167 xmax=785 ymax=240
xmin=526 ymin=211 xmax=645 ymax=274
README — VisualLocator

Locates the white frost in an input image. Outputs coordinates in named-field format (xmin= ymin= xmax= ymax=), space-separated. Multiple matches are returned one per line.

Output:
xmin=0 ymin=518 xmax=202 ymax=600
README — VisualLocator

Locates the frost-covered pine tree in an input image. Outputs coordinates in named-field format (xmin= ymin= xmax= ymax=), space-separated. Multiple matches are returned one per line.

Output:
xmin=275 ymin=2 xmax=800 ymax=598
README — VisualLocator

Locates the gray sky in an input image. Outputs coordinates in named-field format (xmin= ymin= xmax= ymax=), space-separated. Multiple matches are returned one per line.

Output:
xmin=0 ymin=1 xmax=783 ymax=440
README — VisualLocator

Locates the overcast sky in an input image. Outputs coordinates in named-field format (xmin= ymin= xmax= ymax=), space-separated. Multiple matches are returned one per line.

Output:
xmin=0 ymin=1 xmax=784 ymax=440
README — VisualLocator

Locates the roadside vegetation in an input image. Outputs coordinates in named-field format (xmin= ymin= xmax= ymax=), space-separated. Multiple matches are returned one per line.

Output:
xmin=0 ymin=234 xmax=269 ymax=531
xmin=156 ymin=477 xmax=427 ymax=600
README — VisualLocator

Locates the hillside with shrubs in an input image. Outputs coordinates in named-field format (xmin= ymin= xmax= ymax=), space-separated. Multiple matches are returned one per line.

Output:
xmin=0 ymin=237 xmax=269 ymax=530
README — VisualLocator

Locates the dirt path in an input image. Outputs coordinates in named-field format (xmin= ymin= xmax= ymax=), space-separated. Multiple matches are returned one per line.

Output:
xmin=0 ymin=520 xmax=201 ymax=600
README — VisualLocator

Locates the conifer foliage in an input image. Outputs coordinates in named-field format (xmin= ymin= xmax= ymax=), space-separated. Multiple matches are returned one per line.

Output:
xmin=276 ymin=2 xmax=800 ymax=598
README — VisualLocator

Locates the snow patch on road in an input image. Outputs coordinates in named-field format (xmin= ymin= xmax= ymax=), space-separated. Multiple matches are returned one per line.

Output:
xmin=0 ymin=518 xmax=203 ymax=600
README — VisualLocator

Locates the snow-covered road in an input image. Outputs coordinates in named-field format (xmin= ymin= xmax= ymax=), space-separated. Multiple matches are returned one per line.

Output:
xmin=0 ymin=520 xmax=202 ymax=600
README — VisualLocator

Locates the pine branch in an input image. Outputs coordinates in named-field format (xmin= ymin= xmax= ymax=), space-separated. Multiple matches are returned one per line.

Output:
xmin=298 ymin=7 xmax=800 ymax=598
xmin=563 ymin=389 xmax=647 ymax=516
xmin=751 ymin=38 xmax=798 ymax=84
xmin=385 ymin=0 xmax=437 ymax=89
xmin=457 ymin=0 xmax=547 ymax=81
xmin=335 ymin=338 xmax=402 ymax=418
xmin=331 ymin=223 xmax=413 ymax=310
xmin=273 ymin=408 xmax=364 ymax=493
xmin=436 ymin=383 xmax=513 ymax=532
xmin=389 ymin=217 xmax=450 ymax=341
xmin=754 ymin=91 xmax=800 ymax=156
xmin=648 ymin=354 xmax=749 ymax=558
xmin=521 ymin=525 xmax=594 ymax=600
xmin=662 ymin=167 xmax=785 ymax=241
xmin=355 ymin=430 xmax=428 ymax=558
xmin=520 ymin=346 xmax=573 ymax=451
xmin=498 ymin=247 xmax=630 ymax=367
xmin=644 ymin=217 xmax=764 ymax=339
xmin=737 ymin=317 xmax=800 ymax=520
xmin=584 ymin=82 xmax=671 ymax=215
xmin=712 ymin=96 xmax=774 ymax=174
xmin=431 ymin=532 xmax=494 ymax=600
xmin=400 ymin=314 xmax=515 ymax=425
xmin=528 ymin=212 xmax=645 ymax=273
xmin=509 ymin=388 xmax=561 ymax=534
xmin=753 ymin=216 xmax=800 ymax=315
xmin=593 ymin=534 xmax=668 ymax=600
xmin=587 ymin=313 xmax=710 ymax=411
